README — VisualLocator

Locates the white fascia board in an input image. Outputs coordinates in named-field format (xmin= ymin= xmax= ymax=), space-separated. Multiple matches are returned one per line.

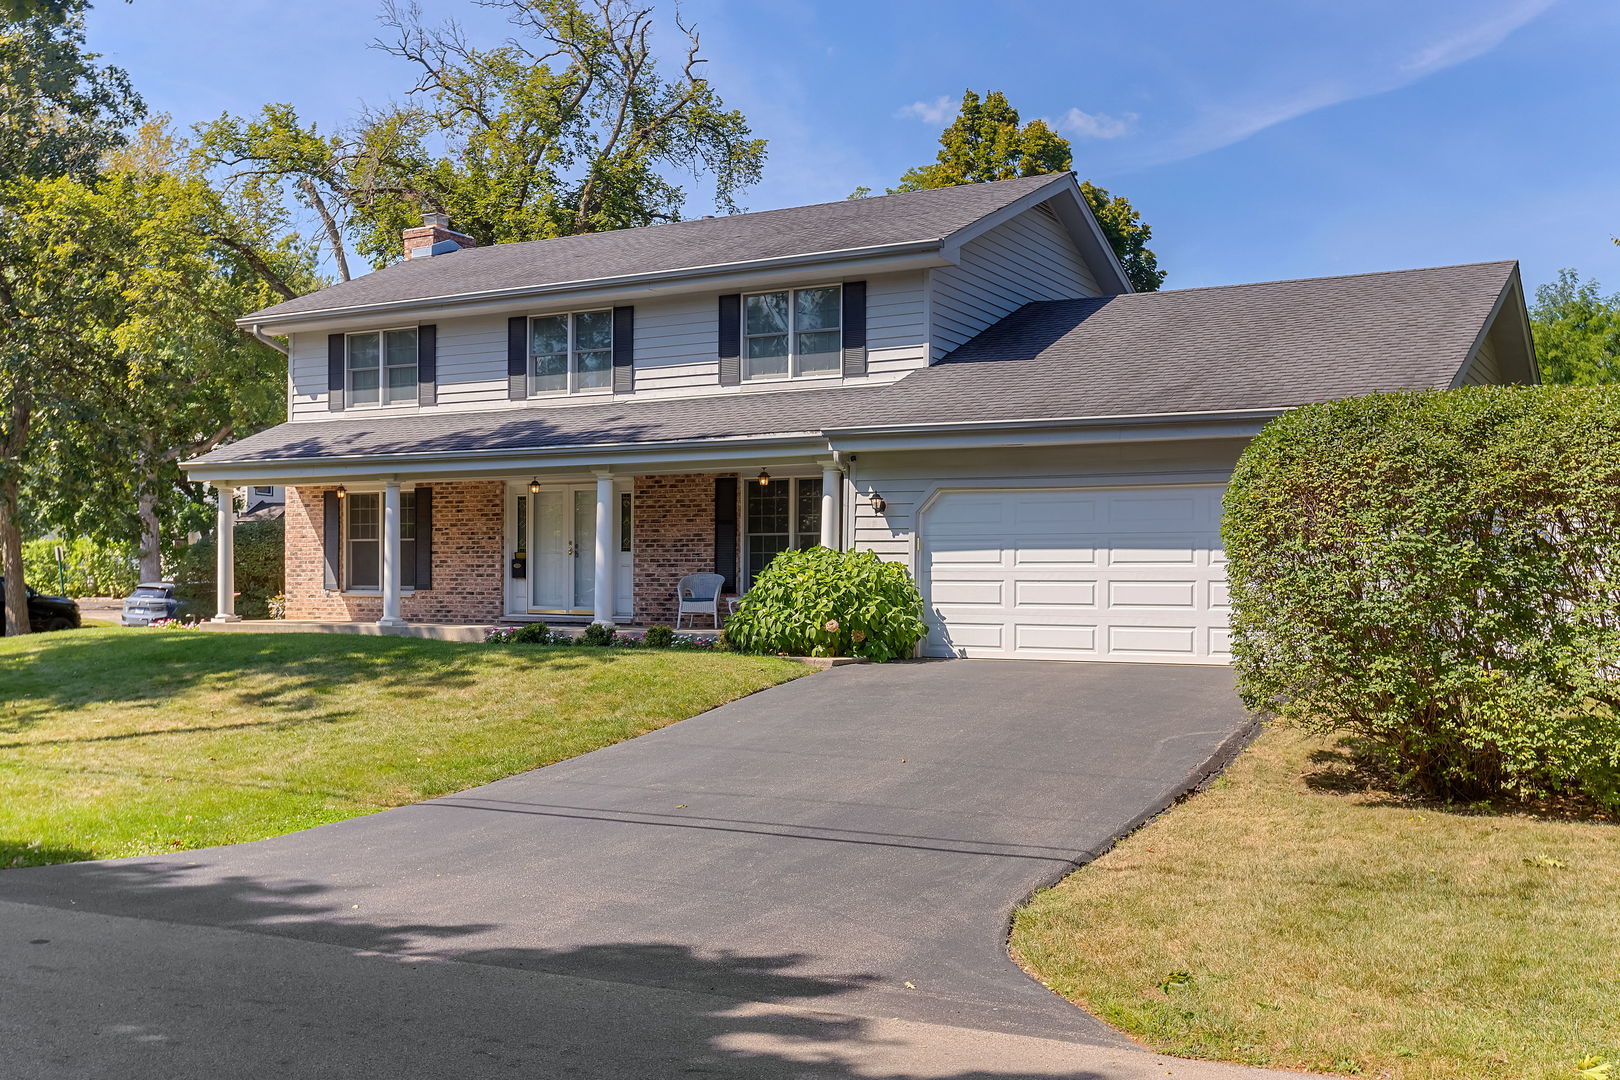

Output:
xmin=183 ymin=433 xmax=832 ymax=486
xmin=826 ymin=410 xmax=1282 ymax=453
xmin=240 ymin=244 xmax=950 ymax=334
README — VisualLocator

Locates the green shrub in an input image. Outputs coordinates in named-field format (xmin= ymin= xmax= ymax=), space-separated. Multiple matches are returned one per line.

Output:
xmin=724 ymin=547 xmax=926 ymax=661
xmin=22 ymin=537 xmax=139 ymax=597
xmin=644 ymin=624 xmax=675 ymax=648
xmin=168 ymin=518 xmax=284 ymax=620
xmin=1225 ymin=385 xmax=1620 ymax=807
xmin=511 ymin=622 xmax=551 ymax=645
xmin=580 ymin=621 xmax=615 ymax=647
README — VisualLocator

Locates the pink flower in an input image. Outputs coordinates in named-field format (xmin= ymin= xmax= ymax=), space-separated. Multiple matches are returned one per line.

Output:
xmin=824 ymin=619 xmax=840 ymax=633
xmin=851 ymin=629 xmax=866 ymax=644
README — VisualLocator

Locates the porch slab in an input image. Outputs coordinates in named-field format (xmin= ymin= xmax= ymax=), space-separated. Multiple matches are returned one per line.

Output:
xmin=196 ymin=620 xmax=730 ymax=644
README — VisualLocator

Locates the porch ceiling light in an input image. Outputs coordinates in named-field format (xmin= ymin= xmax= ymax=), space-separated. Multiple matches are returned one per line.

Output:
xmin=528 ymin=478 xmax=542 ymax=494
xmin=335 ymin=484 xmax=347 ymax=500
xmin=757 ymin=468 xmax=770 ymax=487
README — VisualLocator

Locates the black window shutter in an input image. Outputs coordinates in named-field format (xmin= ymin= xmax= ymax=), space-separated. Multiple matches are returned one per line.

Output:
xmin=327 ymin=334 xmax=345 ymax=412
xmin=322 ymin=490 xmax=342 ymax=590
xmin=612 ymin=306 xmax=634 ymax=394
xmin=713 ymin=476 xmax=739 ymax=592
xmin=414 ymin=486 xmax=433 ymax=590
xmin=507 ymin=316 xmax=527 ymax=400
xmin=841 ymin=281 xmax=867 ymax=377
xmin=417 ymin=324 xmax=437 ymax=407
xmin=717 ymin=294 xmax=741 ymax=385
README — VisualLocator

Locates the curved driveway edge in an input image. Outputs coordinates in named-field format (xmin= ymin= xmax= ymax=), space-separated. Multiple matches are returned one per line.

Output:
xmin=3 ymin=659 xmax=1258 ymax=1070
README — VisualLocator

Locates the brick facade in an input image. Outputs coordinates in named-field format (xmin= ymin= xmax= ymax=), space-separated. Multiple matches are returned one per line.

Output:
xmin=632 ymin=473 xmax=733 ymax=626
xmin=283 ymin=481 xmax=505 ymax=623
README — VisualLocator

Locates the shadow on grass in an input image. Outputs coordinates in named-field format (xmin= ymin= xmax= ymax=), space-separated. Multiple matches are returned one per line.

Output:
xmin=0 ymin=858 xmax=1109 ymax=1079
xmin=1 ymin=839 xmax=98 ymax=869
xmin=1302 ymin=741 xmax=1617 ymax=824
xmin=0 ymin=630 xmax=624 ymax=738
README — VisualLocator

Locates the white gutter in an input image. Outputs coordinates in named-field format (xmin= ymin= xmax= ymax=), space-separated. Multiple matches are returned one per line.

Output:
xmin=824 ymin=406 xmax=1290 ymax=437
xmin=237 ymin=239 xmax=948 ymax=331
xmin=248 ymin=324 xmax=288 ymax=355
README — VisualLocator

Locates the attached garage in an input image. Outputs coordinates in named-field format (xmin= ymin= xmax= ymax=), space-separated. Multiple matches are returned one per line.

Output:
xmin=918 ymin=484 xmax=1230 ymax=664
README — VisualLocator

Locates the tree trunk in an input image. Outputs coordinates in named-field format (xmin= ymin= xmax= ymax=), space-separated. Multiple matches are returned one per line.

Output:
xmin=136 ymin=485 xmax=162 ymax=583
xmin=0 ymin=474 xmax=29 ymax=636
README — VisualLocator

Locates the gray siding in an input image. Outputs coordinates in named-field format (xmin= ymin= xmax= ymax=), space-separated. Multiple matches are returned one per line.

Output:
xmin=930 ymin=204 xmax=1101 ymax=360
xmin=847 ymin=440 xmax=1246 ymax=570
xmin=1458 ymin=335 xmax=1504 ymax=386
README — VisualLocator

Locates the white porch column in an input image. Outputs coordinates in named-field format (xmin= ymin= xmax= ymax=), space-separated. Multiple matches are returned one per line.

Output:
xmin=212 ymin=484 xmax=240 ymax=621
xmin=379 ymin=480 xmax=405 ymax=627
xmin=593 ymin=473 xmax=615 ymax=625
xmin=820 ymin=466 xmax=841 ymax=550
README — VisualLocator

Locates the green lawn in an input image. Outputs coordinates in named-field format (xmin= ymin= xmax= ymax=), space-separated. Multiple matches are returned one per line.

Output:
xmin=1011 ymin=725 xmax=1620 ymax=1080
xmin=0 ymin=628 xmax=805 ymax=867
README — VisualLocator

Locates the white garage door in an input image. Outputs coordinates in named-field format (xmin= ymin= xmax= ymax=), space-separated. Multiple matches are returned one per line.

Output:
xmin=920 ymin=485 xmax=1230 ymax=664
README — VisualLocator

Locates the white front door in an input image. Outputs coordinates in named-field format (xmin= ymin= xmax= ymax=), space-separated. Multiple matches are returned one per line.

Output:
xmin=920 ymin=485 xmax=1229 ymax=664
xmin=530 ymin=487 xmax=597 ymax=613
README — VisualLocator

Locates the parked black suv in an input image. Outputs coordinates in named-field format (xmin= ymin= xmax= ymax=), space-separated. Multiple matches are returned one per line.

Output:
xmin=0 ymin=577 xmax=81 ymax=633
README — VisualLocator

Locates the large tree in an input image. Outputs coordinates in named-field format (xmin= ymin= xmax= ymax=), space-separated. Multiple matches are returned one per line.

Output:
xmin=197 ymin=0 xmax=768 ymax=278
xmin=891 ymin=89 xmax=1165 ymax=293
xmin=0 ymin=1 xmax=142 ymax=633
xmin=22 ymin=122 xmax=315 ymax=582
xmin=1529 ymin=268 xmax=1620 ymax=385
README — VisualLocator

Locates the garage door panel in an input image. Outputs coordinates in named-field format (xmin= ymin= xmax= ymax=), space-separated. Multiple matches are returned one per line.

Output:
xmin=1107 ymin=579 xmax=1199 ymax=610
xmin=922 ymin=485 xmax=1227 ymax=664
xmin=1107 ymin=624 xmax=1199 ymax=656
xmin=1013 ymin=580 xmax=1097 ymax=608
xmin=1013 ymin=623 xmax=1099 ymax=654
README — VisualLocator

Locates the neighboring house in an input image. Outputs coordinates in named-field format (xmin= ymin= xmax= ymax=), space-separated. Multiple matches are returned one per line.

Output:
xmin=241 ymin=485 xmax=284 ymax=522
xmin=183 ymin=173 xmax=1537 ymax=664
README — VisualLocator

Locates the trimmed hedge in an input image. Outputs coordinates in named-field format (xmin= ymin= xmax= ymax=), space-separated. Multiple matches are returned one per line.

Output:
xmin=169 ymin=517 xmax=285 ymax=620
xmin=21 ymin=537 xmax=139 ymax=597
xmin=1225 ymin=385 xmax=1620 ymax=807
xmin=724 ymin=547 xmax=926 ymax=662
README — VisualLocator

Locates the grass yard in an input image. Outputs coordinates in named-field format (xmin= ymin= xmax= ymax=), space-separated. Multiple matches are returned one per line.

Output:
xmin=0 ymin=628 xmax=805 ymax=868
xmin=1011 ymin=725 xmax=1620 ymax=1080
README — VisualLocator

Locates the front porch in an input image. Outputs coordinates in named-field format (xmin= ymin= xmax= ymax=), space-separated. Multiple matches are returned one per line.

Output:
xmin=205 ymin=459 xmax=848 ymax=631
xmin=199 ymin=619 xmax=728 ymax=643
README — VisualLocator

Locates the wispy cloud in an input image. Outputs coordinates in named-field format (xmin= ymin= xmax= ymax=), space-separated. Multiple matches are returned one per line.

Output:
xmin=1138 ymin=0 xmax=1556 ymax=167
xmin=895 ymin=96 xmax=958 ymax=126
xmin=1055 ymin=107 xmax=1137 ymax=140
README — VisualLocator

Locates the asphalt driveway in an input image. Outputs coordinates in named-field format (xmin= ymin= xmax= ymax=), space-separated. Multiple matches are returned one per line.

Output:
xmin=2 ymin=659 xmax=1276 ymax=1079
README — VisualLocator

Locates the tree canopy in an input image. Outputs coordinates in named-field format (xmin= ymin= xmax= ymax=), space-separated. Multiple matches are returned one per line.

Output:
xmin=197 ymin=0 xmax=768 ymax=277
xmin=890 ymin=89 xmax=1165 ymax=293
xmin=1529 ymin=268 xmax=1620 ymax=385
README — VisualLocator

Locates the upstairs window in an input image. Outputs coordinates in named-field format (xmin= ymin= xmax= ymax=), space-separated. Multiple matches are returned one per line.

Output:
xmin=530 ymin=310 xmax=612 ymax=395
xmin=744 ymin=286 xmax=841 ymax=381
xmin=348 ymin=328 xmax=418 ymax=406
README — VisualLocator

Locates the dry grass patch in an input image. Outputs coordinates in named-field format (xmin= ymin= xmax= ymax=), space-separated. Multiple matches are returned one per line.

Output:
xmin=0 ymin=628 xmax=805 ymax=867
xmin=1011 ymin=724 xmax=1620 ymax=1079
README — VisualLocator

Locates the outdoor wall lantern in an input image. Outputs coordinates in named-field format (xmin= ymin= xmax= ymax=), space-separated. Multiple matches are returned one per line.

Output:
xmin=757 ymin=468 xmax=771 ymax=487
xmin=334 ymin=484 xmax=347 ymax=500
xmin=528 ymin=478 xmax=542 ymax=494
xmin=869 ymin=492 xmax=886 ymax=513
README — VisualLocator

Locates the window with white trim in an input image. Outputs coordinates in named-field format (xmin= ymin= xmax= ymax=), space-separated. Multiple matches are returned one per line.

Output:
xmin=529 ymin=310 xmax=612 ymax=395
xmin=344 ymin=492 xmax=417 ymax=591
xmin=743 ymin=286 xmax=841 ymax=381
xmin=744 ymin=477 xmax=822 ymax=587
xmin=347 ymin=328 xmax=418 ymax=406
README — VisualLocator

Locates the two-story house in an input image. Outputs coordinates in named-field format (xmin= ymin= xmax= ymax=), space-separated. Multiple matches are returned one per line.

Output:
xmin=184 ymin=173 xmax=1537 ymax=664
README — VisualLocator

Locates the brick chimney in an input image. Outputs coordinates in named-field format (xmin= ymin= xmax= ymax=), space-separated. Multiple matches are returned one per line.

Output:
xmin=403 ymin=211 xmax=476 ymax=259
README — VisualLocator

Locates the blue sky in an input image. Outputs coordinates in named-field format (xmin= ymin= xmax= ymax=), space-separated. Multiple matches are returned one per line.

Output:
xmin=85 ymin=0 xmax=1620 ymax=296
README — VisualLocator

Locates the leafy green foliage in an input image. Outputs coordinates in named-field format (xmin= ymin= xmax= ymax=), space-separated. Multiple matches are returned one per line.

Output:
xmin=197 ymin=0 xmax=767 ymax=274
xmin=1225 ymin=386 xmax=1620 ymax=807
xmin=168 ymin=518 xmax=284 ymax=620
xmin=890 ymin=89 xmax=1164 ymax=292
xmin=579 ymin=621 xmax=615 ymax=646
xmin=724 ymin=548 xmax=926 ymax=662
xmin=511 ymin=621 xmax=552 ymax=644
xmin=644 ymin=624 xmax=675 ymax=648
xmin=1530 ymin=268 xmax=1620 ymax=384
xmin=22 ymin=537 xmax=138 ymax=597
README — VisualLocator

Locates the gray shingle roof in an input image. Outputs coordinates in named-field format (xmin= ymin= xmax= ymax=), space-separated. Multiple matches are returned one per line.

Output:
xmin=196 ymin=261 xmax=1519 ymax=467
xmin=246 ymin=174 xmax=1069 ymax=322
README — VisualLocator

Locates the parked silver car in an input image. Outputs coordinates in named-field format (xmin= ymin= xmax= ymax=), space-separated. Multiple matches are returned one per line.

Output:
xmin=121 ymin=582 xmax=185 ymax=626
